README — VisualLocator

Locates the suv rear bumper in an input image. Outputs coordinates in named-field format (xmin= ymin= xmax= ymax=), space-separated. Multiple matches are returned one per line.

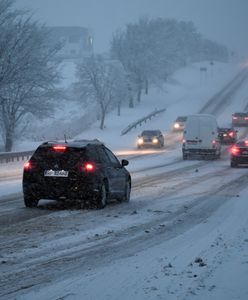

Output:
xmin=23 ymin=179 xmax=100 ymax=201
xmin=231 ymin=155 xmax=248 ymax=164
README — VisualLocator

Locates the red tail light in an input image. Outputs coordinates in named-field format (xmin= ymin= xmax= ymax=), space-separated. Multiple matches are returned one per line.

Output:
xmin=245 ymin=117 xmax=248 ymax=120
xmin=230 ymin=146 xmax=240 ymax=155
xmin=24 ymin=161 xmax=31 ymax=170
xmin=53 ymin=145 xmax=67 ymax=151
xmin=229 ymin=131 xmax=234 ymax=137
xmin=212 ymin=140 xmax=216 ymax=145
xmin=232 ymin=116 xmax=237 ymax=120
xmin=82 ymin=163 xmax=95 ymax=172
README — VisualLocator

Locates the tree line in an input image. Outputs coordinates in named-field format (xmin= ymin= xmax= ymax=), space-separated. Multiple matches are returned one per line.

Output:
xmin=0 ymin=0 xmax=229 ymax=151
xmin=75 ymin=18 xmax=228 ymax=130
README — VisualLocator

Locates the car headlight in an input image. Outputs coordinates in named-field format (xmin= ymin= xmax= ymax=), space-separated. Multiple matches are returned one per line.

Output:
xmin=138 ymin=138 xmax=144 ymax=144
xmin=152 ymin=138 xmax=158 ymax=144
xmin=174 ymin=123 xmax=180 ymax=129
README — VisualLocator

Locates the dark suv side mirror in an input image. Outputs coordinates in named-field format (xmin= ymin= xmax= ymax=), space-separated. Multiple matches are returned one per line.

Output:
xmin=121 ymin=159 xmax=129 ymax=167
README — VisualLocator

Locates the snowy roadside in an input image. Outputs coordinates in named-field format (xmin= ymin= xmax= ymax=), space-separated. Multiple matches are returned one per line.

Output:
xmin=16 ymin=185 xmax=248 ymax=300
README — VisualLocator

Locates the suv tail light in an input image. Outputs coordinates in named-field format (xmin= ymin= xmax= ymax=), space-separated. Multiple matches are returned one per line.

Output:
xmin=82 ymin=163 xmax=96 ymax=172
xmin=230 ymin=146 xmax=240 ymax=155
xmin=24 ymin=161 xmax=32 ymax=170
xmin=229 ymin=131 xmax=234 ymax=137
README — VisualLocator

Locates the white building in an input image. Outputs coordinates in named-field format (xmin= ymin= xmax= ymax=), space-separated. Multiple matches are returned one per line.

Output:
xmin=48 ymin=26 xmax=93 ymax=60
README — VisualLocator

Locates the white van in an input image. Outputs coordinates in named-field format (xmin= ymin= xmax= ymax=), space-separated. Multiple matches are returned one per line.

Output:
xmin=182 ymin=114 xmax=221 ymax=159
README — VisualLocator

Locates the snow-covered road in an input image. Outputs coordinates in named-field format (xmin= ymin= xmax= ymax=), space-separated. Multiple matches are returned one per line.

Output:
xmin=1 ymin=144 xmax=248 ymax=300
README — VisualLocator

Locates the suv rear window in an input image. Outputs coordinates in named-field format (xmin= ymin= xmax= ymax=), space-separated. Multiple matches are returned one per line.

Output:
xmin=218 ymin=128 xmax=233 ymax=132
xmin=233 ymin=113 xmax=247 ymax=117
xmin=176 ymin=116 xmax=187 ymax=122
xmin=141 ymin=130 xmax=160 ymax=136
xmin=32 ymin=146 xmax=87 ymax=168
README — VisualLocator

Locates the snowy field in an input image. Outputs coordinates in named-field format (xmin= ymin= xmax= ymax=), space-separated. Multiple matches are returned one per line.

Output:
xmin=1 ymin=60 xmax=248 ymax=300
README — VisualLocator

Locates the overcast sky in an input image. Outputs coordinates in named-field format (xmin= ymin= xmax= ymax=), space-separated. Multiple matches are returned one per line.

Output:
xmin=15 ymin=0 xmax=248 ymax=56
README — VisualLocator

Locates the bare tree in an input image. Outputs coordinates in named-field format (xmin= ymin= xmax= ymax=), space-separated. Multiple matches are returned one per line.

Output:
xmin=111 ymin=17 xmax=228 ymax=105
xmin=75 ymin=54 xmax=127 ymax=130
xmin=0 ymin=0 xmax=61 ymax=151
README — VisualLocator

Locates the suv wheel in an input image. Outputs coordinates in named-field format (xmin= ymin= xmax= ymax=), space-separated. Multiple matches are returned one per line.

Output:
xmin=123 ymin=180 xmax=131 ymax=202
xmin=24 ymin=193 xmax=39 ymax=208
xmin=96 ymin=184 xmax=107 ymax=209
xmin=230 ymin=160 xmax=237 ymax=168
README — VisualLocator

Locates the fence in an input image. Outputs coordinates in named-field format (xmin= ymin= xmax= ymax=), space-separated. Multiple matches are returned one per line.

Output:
xmin=121 ymin=108 xmax=166 ymax=135
xmin=0 ymin=150 xmax=34 ymax=164
xmin=0 ymin=108 xmax=166 ymax=163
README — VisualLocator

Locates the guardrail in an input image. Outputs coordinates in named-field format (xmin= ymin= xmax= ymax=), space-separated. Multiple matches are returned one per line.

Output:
xmin=121 ymin=108 xmax=166 ymax=135
xmin=0 ymin=150 xmax=34 ymax=164
xmin=0 ymin=108 xmax=166 ymax=163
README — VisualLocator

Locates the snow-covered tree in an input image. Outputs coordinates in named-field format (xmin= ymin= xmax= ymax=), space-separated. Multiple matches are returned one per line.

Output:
xmin=199 ymin=38 xmax=228 ymax=63
xmin=111 ymin=19 xmax=151 ymax=103
xmin=111 ymin=18 xmax=188 ymax=102
xmin=75 ymin=54 xmax=127 ymax=130
xmin=111 ymin=17 xmax=228 ymax=105
xmin=0 ymin=0 xmax=61 ymax=151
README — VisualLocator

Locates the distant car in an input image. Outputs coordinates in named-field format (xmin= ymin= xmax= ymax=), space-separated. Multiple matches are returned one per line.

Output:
xmin=137 ymin=130 xmax=164 ymax=149
xmin=173 ymin=116 xmax=187 ymax=132
xmin=232 ymin=112 xmax=248 ymax=126
xmin=230 ymin=140 xmax=248 ymax=167
xmin=23 ymin=140 xmax=131 ymax=208
xmin=218 ymin=127 xmax=237 ymax=144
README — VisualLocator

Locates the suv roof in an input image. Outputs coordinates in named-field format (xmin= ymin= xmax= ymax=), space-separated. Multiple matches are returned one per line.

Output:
xmin=218 ymin=127 xmax=234 ymax=131
xmin=141 ymin=130 xmax=162 ymax=136
xmin=232 ymin=112 xmax=248 ymax=117
xmin=40 ymin=139 xmax=103 ymax=149
xmin=175 ymin=116 xmax=187 ymax=122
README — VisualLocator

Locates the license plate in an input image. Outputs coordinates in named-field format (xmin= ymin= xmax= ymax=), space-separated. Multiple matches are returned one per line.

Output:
xmin=44 ymin=170 xmax=69 ymax=177
xmin=187 ymin=141 xmax=197 ymax=145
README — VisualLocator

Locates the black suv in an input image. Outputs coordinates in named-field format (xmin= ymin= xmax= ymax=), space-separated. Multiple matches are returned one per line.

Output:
xmin=23 ymin=140 xmax=131 ymax=208
xmin=218 ymin=127 xmax=237 ymax=144
xmin=232 ymin=112 xmax=248 ymax=126
xmin=230 ymin=140 xmax=248 ymax=167
xmin=173 ymin=116 xmax=187 ymax=132
xmin=137 ymin=130 xmax=164 ymax=149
